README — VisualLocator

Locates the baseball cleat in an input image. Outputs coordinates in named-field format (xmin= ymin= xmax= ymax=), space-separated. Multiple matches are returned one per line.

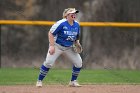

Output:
xmin=69 ymin=80 xmax=82 ymax=87
xmin=36 ymin=80 xmax=42 ymax=87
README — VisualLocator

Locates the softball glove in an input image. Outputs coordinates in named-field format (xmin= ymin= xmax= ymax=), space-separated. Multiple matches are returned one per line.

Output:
xmin=73 ymin=42 xmax=83 ymax=53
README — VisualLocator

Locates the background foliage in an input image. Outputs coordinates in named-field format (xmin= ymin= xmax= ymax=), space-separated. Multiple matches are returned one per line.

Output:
xmin=1 ymin=0 xmax=140 ymax=69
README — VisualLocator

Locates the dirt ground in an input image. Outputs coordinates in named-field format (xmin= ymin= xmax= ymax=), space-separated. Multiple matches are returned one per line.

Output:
xmin=0 ymin=85 xmax=140 ymax=93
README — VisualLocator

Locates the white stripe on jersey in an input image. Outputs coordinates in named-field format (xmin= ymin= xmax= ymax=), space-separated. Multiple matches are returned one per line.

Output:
xmin=50 ymin=18 xmax=66 ymax=33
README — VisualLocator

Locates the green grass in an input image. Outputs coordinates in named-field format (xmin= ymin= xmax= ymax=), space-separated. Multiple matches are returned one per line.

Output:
xmin=0 ymin=68 xmax=140 ymax=85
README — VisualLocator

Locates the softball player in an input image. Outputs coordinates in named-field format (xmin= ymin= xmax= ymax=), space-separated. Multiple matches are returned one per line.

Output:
xmin=36 ymin=8 xmax=82 ymax=87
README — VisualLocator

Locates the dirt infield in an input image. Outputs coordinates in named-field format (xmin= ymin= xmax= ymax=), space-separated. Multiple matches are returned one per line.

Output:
xmin=0 ymin=85 xmax=140 ymax=93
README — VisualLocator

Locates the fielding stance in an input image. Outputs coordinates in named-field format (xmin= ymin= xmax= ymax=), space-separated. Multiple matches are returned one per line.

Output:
xmin=36 ymin=8 xmax=83 ymax=87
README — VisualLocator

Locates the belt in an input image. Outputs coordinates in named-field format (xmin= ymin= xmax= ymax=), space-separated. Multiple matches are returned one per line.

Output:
xmin=55 ymin=43 xmax=72 ymax=47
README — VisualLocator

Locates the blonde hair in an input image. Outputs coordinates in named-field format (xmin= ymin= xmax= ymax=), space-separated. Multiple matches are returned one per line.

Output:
xmin=62 ymin=8 xmax=78 ymax=18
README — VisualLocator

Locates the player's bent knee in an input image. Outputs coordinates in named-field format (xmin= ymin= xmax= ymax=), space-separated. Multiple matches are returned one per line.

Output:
xmin=74 ymin=61 xmax=82 ymax=68
xmin=43 ymin=60 xmax=55 ymax=68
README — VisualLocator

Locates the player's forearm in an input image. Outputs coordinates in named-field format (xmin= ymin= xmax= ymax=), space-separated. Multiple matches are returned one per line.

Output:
xmin=48 ymin=31 xmax=55 ymax=46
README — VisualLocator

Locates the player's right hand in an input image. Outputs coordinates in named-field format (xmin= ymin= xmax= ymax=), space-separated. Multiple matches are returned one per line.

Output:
xmin=49 ymin=46 xmax=55 ymax=55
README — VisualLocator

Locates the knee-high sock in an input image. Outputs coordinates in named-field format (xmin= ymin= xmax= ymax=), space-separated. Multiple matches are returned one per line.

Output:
xmin=71 ymin=66 xmax=81 ymax=81
xmin=38 ymin=65 xmax=50 ymax=81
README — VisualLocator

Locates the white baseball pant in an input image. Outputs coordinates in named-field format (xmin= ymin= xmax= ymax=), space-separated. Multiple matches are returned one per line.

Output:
xmin=43 ymin=43 xmax=82 ymax=68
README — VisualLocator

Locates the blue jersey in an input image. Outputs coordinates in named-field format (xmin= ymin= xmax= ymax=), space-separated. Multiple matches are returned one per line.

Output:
xmin=50 ymin=19 xmax=80 ymax=47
